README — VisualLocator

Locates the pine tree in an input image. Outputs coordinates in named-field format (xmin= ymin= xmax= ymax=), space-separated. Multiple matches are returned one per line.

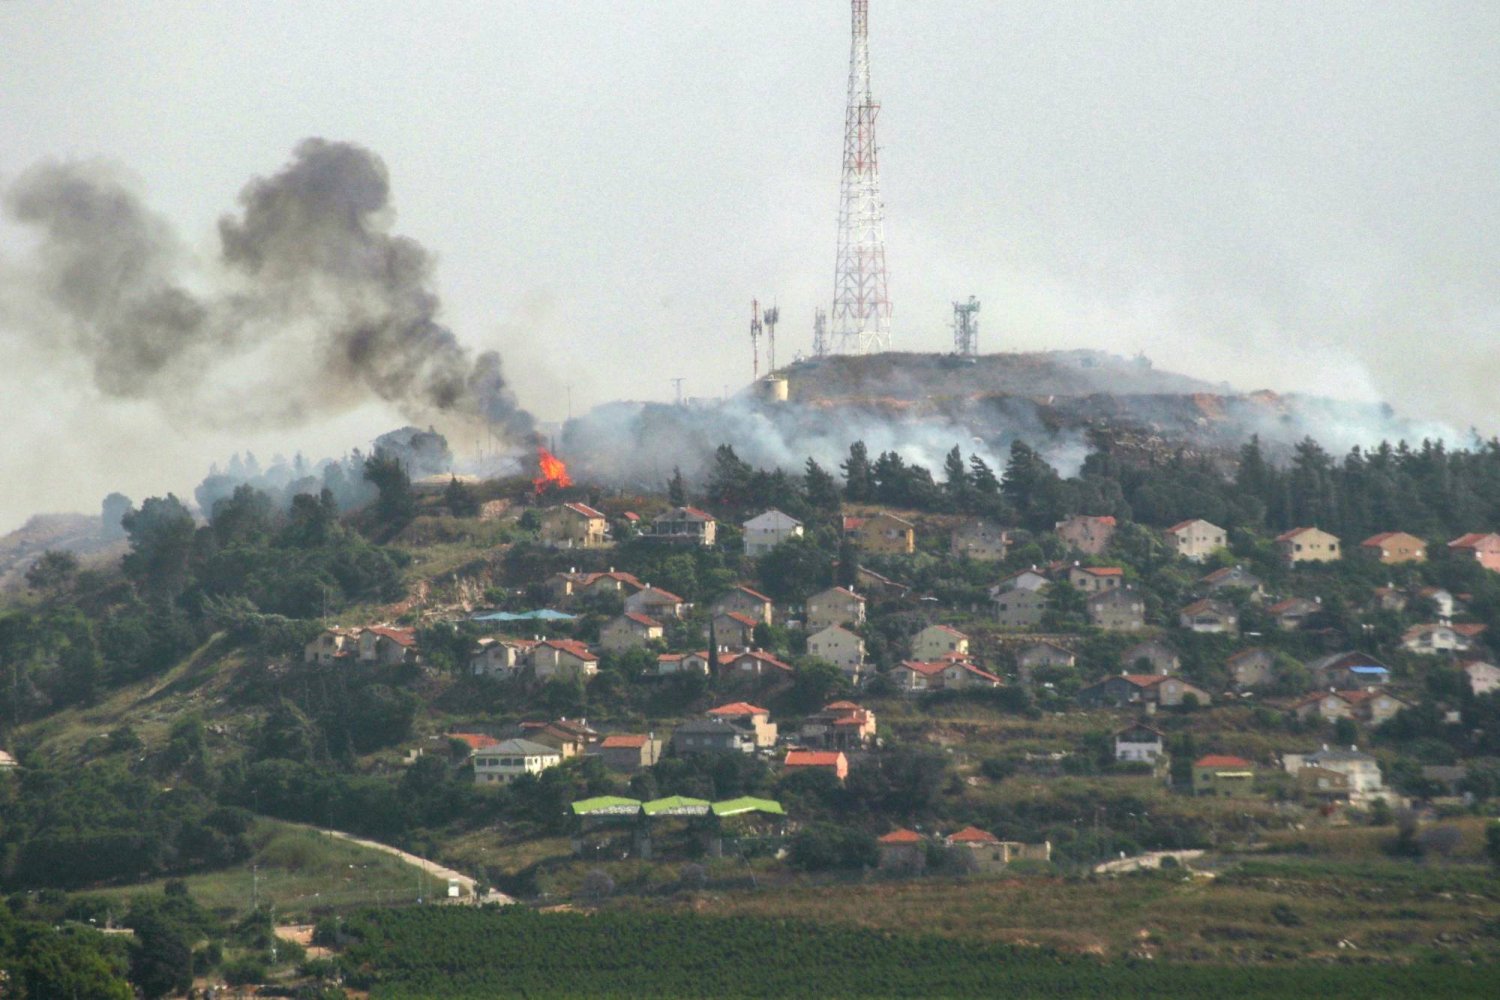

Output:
xmin=804 ymin=458 xmax=841 ymax=513
xmin=841 ymin=441 xmax=873 ymax=502
xmin=668 ymin=467 xmax=688 ymax=506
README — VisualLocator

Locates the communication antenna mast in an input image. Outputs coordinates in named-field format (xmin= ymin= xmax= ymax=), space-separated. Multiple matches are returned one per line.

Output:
xmin=670 ymin=377 xmax=685 ymax=405
xmin=952 ymin=296 xmax=980 ymax=356
xmin=750 ymin=299 xmax=762 ymax=380
xmin=812 ymin=307 xmax=829 ymax=357
xmin=762 ymin=304 xmax=779 ymax=373
xmin=830 ymin=0 xmax=892 ymax=355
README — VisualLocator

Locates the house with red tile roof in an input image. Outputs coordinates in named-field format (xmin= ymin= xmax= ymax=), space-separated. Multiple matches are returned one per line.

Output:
xmin=806 ymin=586 xmax=867 ymax=631
xmin=1358 ymin=531 xmax=1426 ymax=564
xmin=625 ymin=585 xmax=688 ymax=621
xmin=1163 ymin=519 xmax=1228 ymax=562
xmin=358 ymin=626 xmax=420 ymax=665
xmin=911 ymin=623 xmax=970 ymax=661
xmin=707 ymin=702 xmax=777 ymax=747
xmin=1448 ymin=533 xmax=1500 ymax=571
xmin=595 ymin=733 xmax=662 ymax=772
xmin=1199 ymin=564 xmax=1265 ymax=600
xmin=1068 ymin=565 xmax=1125 ymax=594
xmin=944 ymin=826 xmax=1052 ymax=870
xmin=798 ymin=701 xmax=877 ymax=750
xmin=710 ymin=611 xmax=761 ymax=650
xmin=654 ymin=650 xmax=712 ymax=677
xmin=783 ymin=749 xmax=848 ymax=781
xmin=877 ymin=827 xmax=927 ymax=872
xmin=721 ymin=648 xmax=794 ymax=678
xmin=446 ymin=732 xmax=494 ymax=755
xmin=530 ymin=639 xmax=599 ymax=681
xmin=1077 ymin=673 xmax=1211 ymax=709
xmin=894 ymin=659 xmax=1001 ymax=695
xmin=539 ymin=502 xmax=610 ymax=549
xmin=846 ymin=510 xmax=915 ymax=555
xmin=710 ymin=585 xmax=776 ymax=625
xmin=1276 ymin=527 xmax=1341 ymax=566
xmin=600 ymin=612 xmax=665 ymax=653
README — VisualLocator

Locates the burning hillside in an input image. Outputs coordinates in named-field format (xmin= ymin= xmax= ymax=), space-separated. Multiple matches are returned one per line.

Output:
xmin=560 ymin=349 xmax=1459 ymax=490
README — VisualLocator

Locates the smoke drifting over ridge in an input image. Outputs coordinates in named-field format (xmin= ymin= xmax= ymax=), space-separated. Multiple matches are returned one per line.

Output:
xmin=1 ymin=138 xmax=532 ymax=438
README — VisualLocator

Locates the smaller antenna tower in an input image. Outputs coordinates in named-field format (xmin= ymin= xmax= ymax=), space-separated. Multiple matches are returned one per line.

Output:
xmin=812 ymin=307 xmax=828 ymax=357
xmin=762 ymin=304 xmax=779 ymax=372
xmin=750 ymin=299 xmax=762 ymax=380
xmin=952 ymin=296 xmax=980 ymax=356
xmin=670 ymin=377 xmax=685 ymax=405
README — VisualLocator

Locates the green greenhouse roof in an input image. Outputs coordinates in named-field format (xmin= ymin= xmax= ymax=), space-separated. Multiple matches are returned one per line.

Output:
xmin=642 ymin=796 xmax=712 ymax=816
xmin=710 ymin=797 xmax=786 ymax=817
xmin=570 ymin=796 xmax=643 ymax=816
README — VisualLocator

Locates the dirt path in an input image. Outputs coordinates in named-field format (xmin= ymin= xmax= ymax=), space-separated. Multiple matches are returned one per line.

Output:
xmin=291 ymin=822 xmax=514 ymax=905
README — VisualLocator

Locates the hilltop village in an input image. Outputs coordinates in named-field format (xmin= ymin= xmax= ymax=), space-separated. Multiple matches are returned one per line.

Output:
xmin=4 ymin=433 xmax=1500 ymax=993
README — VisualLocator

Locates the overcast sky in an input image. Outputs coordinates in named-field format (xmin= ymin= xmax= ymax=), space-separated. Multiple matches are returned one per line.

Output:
xmin=0 ymin=1 xmax=1496 ymax=532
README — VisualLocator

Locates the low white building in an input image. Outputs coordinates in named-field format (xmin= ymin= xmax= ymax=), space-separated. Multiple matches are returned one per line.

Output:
xmin=742 ymin=509 xmax=804 ymax=558
xmin=1463 ymin=659 xmax=1500 ymax=696
xmin=473 ymin=738 xmax=563 ymax=784
xmin=1114 ymin=723 xmax=1165 ymax=763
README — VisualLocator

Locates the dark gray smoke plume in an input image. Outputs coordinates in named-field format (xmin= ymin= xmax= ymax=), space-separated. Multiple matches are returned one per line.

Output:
xmin=2 ymin=139 xmax=533 ymax=437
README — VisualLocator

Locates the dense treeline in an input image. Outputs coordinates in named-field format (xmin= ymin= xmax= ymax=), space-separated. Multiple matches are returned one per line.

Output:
xmin=697 ymin=433 xmax=1500 ymax=545
xmin=330 ymin=906 xmax=1494 ymax=999
xmin=0 ymin=761 xmax=252 ymax=889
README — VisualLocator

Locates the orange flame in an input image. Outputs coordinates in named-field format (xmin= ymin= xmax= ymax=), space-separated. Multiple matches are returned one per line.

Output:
xmin=533 ymin=446 xmax=573 ymax=493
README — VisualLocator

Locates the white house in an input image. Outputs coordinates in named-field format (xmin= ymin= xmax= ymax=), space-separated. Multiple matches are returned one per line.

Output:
xmin=1114 ymin=723 xmax=1165 ymax=763
xmin=473 ymin=738 xmax=563 ymax=784
xmin=1462 ymin=659 xmax=1500 ymax=696
xmin=742 ymin=509 xmax=804 ymax=558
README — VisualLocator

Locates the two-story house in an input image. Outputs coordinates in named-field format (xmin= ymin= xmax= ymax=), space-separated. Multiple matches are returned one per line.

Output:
xmin=530 ymin=639 xmax=599 ymax=681
xmin=742 ymin=509 xmax=803 ymax=557
xmin=1120 ymin=640 xmax=1179 ymax=675
xmin=1358 ymin=531 xmax=1426 ymax=564
xmin=473 ymin=739 xmax=563 ymax=784
xmin=1178 ymin=598 xmax=1238 ymax=634
xmin=844 ymin=511 xmax=915 ymax=555
xmin=910 ymin=623 xmax=969 ymax=661
xmin=1087 ymin=587 xmax=1146 ymax=631
xmin=807 ymin=624 xmax=867 ymax=680
xmin=1447 ymin=532 xmax=1500 ymax=571
xmin=649 ymin=506 xmax=718 ymax=546
xmin=625 ymin=585 xmax=687 ymax=621
xmin=806 ymin=586 xmax=867 ymax=631
xmin=1192 ymin=755 xmax=1254 ymax=797
xmin=798 ymin=701 xmax=877 ymax=750
xmin=599 ymin=613 xmax=664 ymax=653
xmin=539 ymin=502 xmax=609 ymax=549
xmin=1069 ymin=565 xmax=1125 ymax=594
xmin=710 ymin=585 xmax=775 ymax=626
xmin=1115 ymin=722 xmax=1165 ymax=763
xmin=1163 ymin=519 xmax=1228 ymax=562
xmin=1226 ymin=647 xmax=1277 ymax=688
xmin=950 ymin=519 xmax=1009 ymax=561
xmin=1277 ymin=527 xmax=1341 ymax=566
xmin=707 ymin=702 xmax=777 ymax=748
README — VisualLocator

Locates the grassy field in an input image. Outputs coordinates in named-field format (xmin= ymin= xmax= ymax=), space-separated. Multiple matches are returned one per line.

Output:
xmin=624 ymin=857 xmax=1500 ymax=964
xmin=87 ymin=819 xmax=425 ymax=919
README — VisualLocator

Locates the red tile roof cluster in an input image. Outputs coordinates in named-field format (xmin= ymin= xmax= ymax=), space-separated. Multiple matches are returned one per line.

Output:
xmin=784 ymin=750 xmax=845 ymax=768
xmin=709 ymin=702 xmax=769 ymax=717
xmin=367 ymin=626 xmax=417 ymax=647
xmin=1448 ymin=533 xmax=1500 ymax=549
xmin=562 ymin=501 xmax=607 ymax=519
xmin=726 ymin=650 xmax=793 ymax=672
xmin=718 ymin=611 xmax=761 ymax=628
xmin=1195 ymin=755 xmax=1252 ymax=769
xmin=946 ymin=825 xmax=1000 ymax=845
xmin=1079 ymin=566 xmax=1125 ymax=577
xmin=600 ymin=734 xmax=650 ymax=749
xmin=541 ymin=638 xmax=598 ymax=661
xmin=623 ymin=612 xmax=663 ymax=628
xmin=878 ymin=828 xmax=923 ymax=845
xmin=635 ymin=585 xmax=685 ymax=604
xmin=446 ymin=733 xmax=493 ymax=751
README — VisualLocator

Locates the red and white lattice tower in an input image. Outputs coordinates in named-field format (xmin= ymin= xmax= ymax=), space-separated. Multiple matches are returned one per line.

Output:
xmin=830 ymin=0 xmax=891 ymax=355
